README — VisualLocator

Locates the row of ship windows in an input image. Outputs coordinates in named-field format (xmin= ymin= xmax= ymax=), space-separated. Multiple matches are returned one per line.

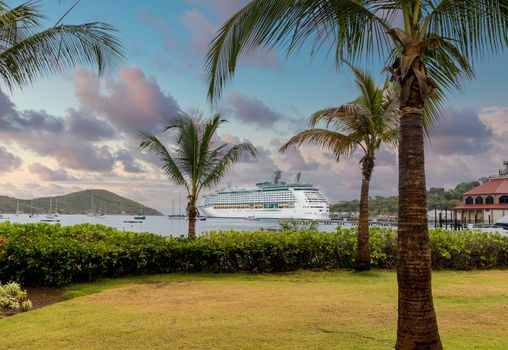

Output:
xmin=215 ymin=195 xmax=295 ymax=201
xmin=465 ymin=195 xmax=508 ymax=204
xmin=213 ymin=204 xmax=295 ymax=209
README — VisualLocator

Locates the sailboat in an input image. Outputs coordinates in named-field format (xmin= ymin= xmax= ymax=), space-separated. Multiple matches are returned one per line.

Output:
xmin=54 ymin=198 xmax=59 ymax=217
xmin=134 ymin=206 xmax=146 ymax=220
xmin=87 ymin=193 xmax=96 ymax=217
xmin=41 ymin=197 xmax=60 ymax=222
xmin=168 ymin=198 xmax=185 ymax=220
xmin=15 ymin=199 xmax=21 ymax=216
xmin=29 ymin=197 xmax=38 ymax=218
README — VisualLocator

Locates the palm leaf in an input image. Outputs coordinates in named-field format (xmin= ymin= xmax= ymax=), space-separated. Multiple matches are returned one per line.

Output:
xmin=0 ymin=1 xmax=124 ymax=91
xmin=204 ymin=0 xmax=391 ymax=101
xmin=200 ymin=142 xmax=257 ymax=191
xmin=139 ymin=132 xmax=188 ymax=192
xmin=280 ymin=128 xmax=357 ymax=162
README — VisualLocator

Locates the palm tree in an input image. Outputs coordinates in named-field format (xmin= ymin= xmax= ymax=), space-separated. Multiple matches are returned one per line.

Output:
xmin=0 ymin=1 xmax=123 ymax=90
xmin=140 ymin=112 xmax=257 ymax=238
xmin=280 ymin=66 xmax=398 ymax=272
xmin=204 ymin=1 xmax=508 ymax=348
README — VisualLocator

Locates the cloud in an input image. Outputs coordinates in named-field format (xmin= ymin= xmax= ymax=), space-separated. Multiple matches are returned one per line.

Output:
xmin=222 ymin=91 xmax=283 ymax=127
xmin=137 ymin=11 xmax=179 ymax=52
xmin=66 ymin=108 xmax=117 ymax=141
xmin=0 ymin=90 xmax=64 ymax=136
xmin=186 ymin=0 xmax=250 ymax=20
xmin=115 ymin=149 xmax=144 ymax=173
xmin=0 ymin=90 xmax=118 ymax=173
xmin=271 ymin=139 xmax=319 ymax=171
xmin=181 ymin=10 xmax=216 ymax=57
xmin=29 ymin=163 xmax=75 ymax=181
xmin=0 ymin=146 xmax=22 ymax=173
xmin=74 ymin=67 xmax=180 ymax=137
xmin=428 ymin=108 xmax=493 ymax=155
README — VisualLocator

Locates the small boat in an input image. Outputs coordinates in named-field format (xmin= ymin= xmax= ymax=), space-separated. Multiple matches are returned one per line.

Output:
xmin=245 ymin=215 xmax=259 ymax=220
xmin=123 ymin=220 xmax=143 ymax=224
xmin=40 ymin=218 xmax=60 ymax=222
xmin=134 ymin=206 xmax=146 ymax=220
xmin=198 ymin=216 xmax=207 ymax=221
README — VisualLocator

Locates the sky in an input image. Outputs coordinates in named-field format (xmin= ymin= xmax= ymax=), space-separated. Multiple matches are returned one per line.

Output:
xmin=1 ymin=0 xmax=507 ymax=213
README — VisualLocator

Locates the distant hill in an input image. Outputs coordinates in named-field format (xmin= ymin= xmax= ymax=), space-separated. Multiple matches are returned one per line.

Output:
xmin=0 ymin=189 xmax=163 ymax=216
xmin=331 ymin=181 xmax=481 ymax=215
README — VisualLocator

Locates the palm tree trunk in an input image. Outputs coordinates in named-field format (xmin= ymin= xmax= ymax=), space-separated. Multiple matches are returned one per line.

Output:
xmin=187 ymin=197 xmax=197 ymax=238
xmin=355 ymin=159 xmax=373 ymax=271
xmin=396 ymin=106 xmax=442 ymax=349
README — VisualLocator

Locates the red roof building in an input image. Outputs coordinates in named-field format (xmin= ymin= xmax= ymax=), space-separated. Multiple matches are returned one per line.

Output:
xmin=453 ymin=163 xmax=508 ymax=224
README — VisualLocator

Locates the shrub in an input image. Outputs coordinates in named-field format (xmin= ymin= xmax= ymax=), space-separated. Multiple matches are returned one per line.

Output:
xmin=278 ymin=218 xmax=319 ymax=231
xmin=0 ymin=222 xmax=507 ymax=286
xmin=0 ymin=282 xmax=32 ymax=311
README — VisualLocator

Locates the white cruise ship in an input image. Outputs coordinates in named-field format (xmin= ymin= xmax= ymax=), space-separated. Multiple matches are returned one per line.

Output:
xmin=202 ymin=172 xmax=330 ymax=220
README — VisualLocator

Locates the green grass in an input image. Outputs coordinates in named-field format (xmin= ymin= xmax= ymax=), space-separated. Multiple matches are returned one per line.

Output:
xmin=1 ymin=270 xmax=507 ymax=349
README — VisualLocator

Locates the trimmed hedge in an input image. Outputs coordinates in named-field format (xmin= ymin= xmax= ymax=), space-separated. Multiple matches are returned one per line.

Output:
xmin=0 ymin=222 xmax=507 ymax=286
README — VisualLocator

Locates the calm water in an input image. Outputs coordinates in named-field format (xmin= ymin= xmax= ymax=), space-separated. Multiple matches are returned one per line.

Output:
xmin=0 ymin=214 xmax=505 ymax=236
xmin=0 ymin=214 xmax=341 ymax=236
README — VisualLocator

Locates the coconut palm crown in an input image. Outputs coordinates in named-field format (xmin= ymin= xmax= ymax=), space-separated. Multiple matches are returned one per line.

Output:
xmin=0 ymin=1 xmax=124 ymax=90
xmin=204 ymin=1 xmax=508 ymax=348
xmin=281 ymin=66 xmax=399 ymax=272
xmin=140 ymin=112 xmax=257 ymax=238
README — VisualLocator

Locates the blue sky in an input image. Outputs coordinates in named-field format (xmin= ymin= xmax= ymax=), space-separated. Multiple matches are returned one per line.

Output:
xmin=1 ymin=0 xmax=508 ymax=212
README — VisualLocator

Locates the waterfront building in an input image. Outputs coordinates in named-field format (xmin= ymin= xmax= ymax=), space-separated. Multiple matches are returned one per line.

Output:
xmin=452 ymin=161 xmax=508 ymax=224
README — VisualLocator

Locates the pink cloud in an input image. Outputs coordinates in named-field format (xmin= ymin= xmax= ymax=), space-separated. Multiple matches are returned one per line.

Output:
xmin=74 ymin=67 xmax=180 ymax=136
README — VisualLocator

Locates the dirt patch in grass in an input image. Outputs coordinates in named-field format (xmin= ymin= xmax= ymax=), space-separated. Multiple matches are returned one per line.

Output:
xmin=0 ymin=287 xmax=66 ymax=319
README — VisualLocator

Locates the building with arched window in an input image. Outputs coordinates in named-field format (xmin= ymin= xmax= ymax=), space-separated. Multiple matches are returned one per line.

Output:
xmin=453 ymin=162 xmax=508 ymax=224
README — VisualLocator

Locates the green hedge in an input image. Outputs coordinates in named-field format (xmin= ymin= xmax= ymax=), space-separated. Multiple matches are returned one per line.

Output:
xmin=0 ymin=222 xmax=507 ymax=286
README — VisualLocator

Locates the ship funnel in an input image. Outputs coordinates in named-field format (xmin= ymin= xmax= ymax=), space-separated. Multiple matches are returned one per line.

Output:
xmin=273 ymin=170 xmax=282 ymax=184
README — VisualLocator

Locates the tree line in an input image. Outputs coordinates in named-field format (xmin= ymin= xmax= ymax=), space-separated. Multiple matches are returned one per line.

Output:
xmin=331 ymin=181 xmax=481 ymax=215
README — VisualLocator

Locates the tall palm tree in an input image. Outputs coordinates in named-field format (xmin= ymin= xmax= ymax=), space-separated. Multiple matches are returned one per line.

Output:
xmin=140 ymin=112 xmax=257 ymax=238
xmin=204 ymin=1 xmax=508 ymax=348
xmin=0 ymin=1 xmax=123 ymax=90
xmin=280 ymin=66 xmax=398 ymax=272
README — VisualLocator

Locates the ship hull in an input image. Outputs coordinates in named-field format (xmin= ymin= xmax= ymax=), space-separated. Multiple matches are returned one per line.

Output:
xmin=202 ymin=207 xmax=329 ymax=220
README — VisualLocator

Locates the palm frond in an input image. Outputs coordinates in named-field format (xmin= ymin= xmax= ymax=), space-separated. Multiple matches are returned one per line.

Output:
xmin=280 ymin=128 xmax=357 ymax=162
xmin=422 ymin=0 xmax=508 ymax=61
xmin=139 ymin=132 xmax=188 ymax=191
xmin=309 ymin=105 xmax=363 ymax=132
xmin=0 ymin=1 xmax=44 ymax=49
xmin=200 ymin=142 xmax=257 ymax=191
xmin=0 ymin=20 xmax=124 ymax=90
xmin=204 ymin=0 xmax=391 ymax=101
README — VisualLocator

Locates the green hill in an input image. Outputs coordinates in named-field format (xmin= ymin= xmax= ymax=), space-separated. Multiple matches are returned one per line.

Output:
xmin=0 ymin=189 xmax=162 ymax=216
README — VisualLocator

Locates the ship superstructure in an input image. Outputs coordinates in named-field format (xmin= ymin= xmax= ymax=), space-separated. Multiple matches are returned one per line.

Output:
xmin=202 ymin=172 xmax=329 ymax=220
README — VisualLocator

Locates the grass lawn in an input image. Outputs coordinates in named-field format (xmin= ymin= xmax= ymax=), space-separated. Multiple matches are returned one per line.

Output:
xmin=0 ymin=270 xmax=507 ymax=349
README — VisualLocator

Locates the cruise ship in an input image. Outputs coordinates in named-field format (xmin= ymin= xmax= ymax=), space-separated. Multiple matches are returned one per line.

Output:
xmin=202 ymin=172 xmax=330 ymax=220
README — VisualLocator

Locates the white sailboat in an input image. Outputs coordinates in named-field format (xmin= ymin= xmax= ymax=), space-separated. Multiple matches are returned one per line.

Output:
xmin=87 ymin=193 xmax=96 ymax=217
xmin=15 ymin=199 xmax=21 ymax=215
xmin=41 ymin=197 xmax=60 ymax=222
xmin=54 ymin=198 xmax=59 ymax=217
